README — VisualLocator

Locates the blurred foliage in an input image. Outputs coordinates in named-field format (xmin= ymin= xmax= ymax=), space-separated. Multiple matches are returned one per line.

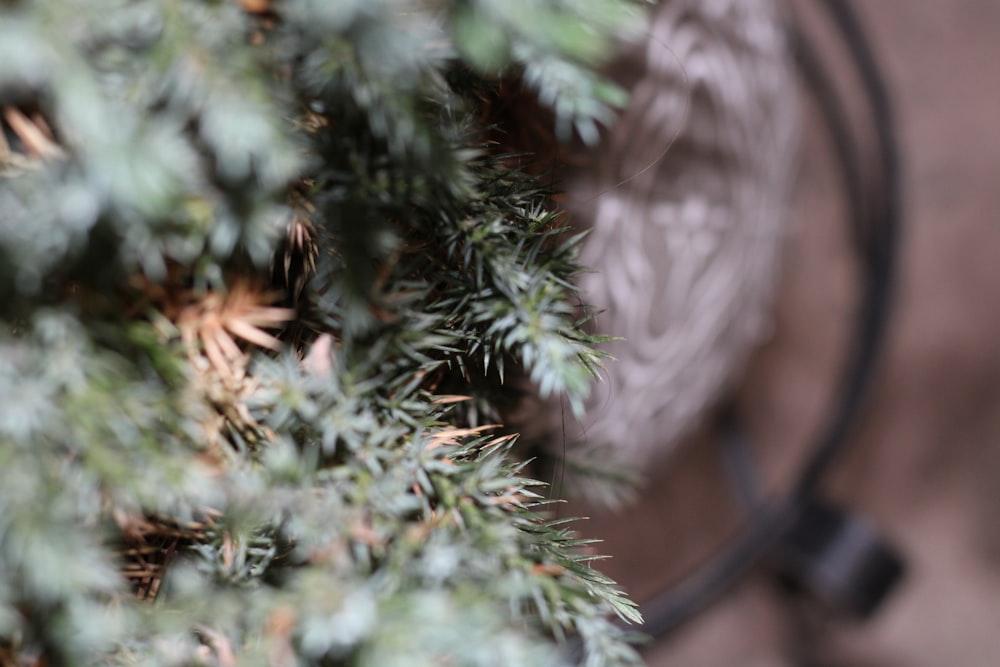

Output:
xmin=0 ymin=0 xmax=646 ymax=666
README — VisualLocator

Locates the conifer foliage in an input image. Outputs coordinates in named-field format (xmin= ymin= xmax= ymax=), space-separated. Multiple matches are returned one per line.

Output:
xmin=0 ymin=1 xmax=645 ymax=665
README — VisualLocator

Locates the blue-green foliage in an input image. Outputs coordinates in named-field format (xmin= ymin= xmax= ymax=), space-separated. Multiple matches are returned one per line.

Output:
xmin=0 ymin=0 xmax=645 ymax=665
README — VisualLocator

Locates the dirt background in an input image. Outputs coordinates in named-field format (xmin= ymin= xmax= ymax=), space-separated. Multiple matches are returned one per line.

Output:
xmin=576 ymin=2 xmax=1000 ymax=665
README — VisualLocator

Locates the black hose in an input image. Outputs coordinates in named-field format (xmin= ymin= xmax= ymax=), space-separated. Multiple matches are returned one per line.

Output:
xmin=635 ymin=0 xmax=902 ymax=638
xmin=792 ymin=0 xmax=901 ymax=499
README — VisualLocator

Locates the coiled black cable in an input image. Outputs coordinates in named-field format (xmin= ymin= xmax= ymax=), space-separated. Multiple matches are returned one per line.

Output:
xmin=636 ymin=0 xmax=902 ymax=639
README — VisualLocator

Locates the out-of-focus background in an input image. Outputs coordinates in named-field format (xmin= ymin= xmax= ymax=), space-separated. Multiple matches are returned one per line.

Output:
xmin=574 ymin=2 xmax=1000 ymax=665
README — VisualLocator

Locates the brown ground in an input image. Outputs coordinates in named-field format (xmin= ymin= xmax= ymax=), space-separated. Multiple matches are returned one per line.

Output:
xmin=576 ymin=2 xmax=1000 ymax=665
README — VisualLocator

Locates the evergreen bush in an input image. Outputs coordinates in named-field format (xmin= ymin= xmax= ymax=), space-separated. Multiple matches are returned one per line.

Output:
xmin=0 ymin=1 xmax=645 ymax=665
